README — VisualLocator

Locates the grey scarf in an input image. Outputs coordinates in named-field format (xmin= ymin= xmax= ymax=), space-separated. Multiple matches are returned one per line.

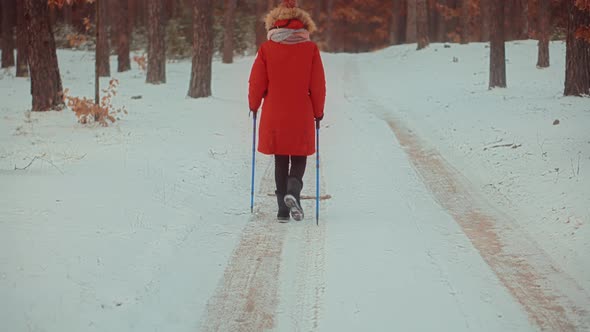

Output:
xmin=267 ymin=28 xmax=311 ymax=44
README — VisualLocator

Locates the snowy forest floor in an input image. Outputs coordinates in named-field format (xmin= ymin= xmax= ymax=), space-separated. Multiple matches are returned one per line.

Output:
xmin=1 ymin=40 xmax=589 ymax=331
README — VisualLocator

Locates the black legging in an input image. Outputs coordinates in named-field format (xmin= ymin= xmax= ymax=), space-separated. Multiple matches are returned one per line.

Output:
xmin=275 ymin=155 xmax=307 ymax=194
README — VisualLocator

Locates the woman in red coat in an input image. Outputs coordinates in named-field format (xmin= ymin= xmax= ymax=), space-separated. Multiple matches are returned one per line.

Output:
xmin=249 ymin=0 xmax=326 ymax=222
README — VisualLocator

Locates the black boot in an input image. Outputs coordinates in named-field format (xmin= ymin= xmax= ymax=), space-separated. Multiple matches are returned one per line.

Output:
xmin=284 ymin=177 xmax=304 ymax=221
xmin=276 ymin=191 xmax=290 ymax=222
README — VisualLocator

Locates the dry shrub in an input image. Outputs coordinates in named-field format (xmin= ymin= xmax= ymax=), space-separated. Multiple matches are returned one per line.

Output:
xmin=66 ymin=33 xmax=88 ymax=48
xmin=64 ymin=79 xmax=127 ymax=127
xmin=133 ymin=54 xmax=147 ymax=71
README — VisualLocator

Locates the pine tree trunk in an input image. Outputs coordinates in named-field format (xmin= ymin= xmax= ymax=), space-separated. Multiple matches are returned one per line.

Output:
xmin=116 ymin=0 xmax=131 ymax=72
xmin=109 ymin=0 xmax=117 ymax=57
xmin=416 ymin=0 xmax=429 ymax=49
xmin=390 ymin=0 xmax=400 ymax=44
xmin=480 ymin=0 xmax=490 ymax=41
xmin=164 ymin=0 xmax=175 ymax=21
xmin=489 ymin=0 xmax=506 ymax=89
xmin=255 ymin=0 xmax=267 ymax=49
xmin=95 ymin=0 xmax=100 ymax=104
xmin=49 ymin=4 xmax=57 ymax=28
xmin=23 ymin=0 xmax=64 ymax=112
xmin=128 ymin=0 xmax=136 ymax=29
xmin=255 ymin=0 xmax=277 ymax=40
xmin=132 ymin=0 xmax=148 ymax=31
xmin=97 ymin=0 xmax=110 ymax=77
xmin=1 ymin=0 xmax=15 ymax=68
xmin=15 ymin=0 xmax=28 ymax=77
xmin=63 ymin=3 xmax=72 ymax=26
xmin=436 ymin=0 xmax=447 ymax=42
xmin=564 ymin=1 xmax=590 ymax=96
xmin=147 ymin=0 xmax=166 ymax=84
xmin=428 ymin=0 xmax=438 ymax=42
xmin=460 ymin=0 xmax=469 ymax=43
xmin=188 ymin=0 xmax=213 ymax=98
xmin=223 ymin=0 xmax=236 ymax=64
xmin=312 ymin=0 xmax=321 ymax=27
xmin=406 ymin=0 xmax=417 ymax=43
xmin=536 ymin=0 xmax=550 ymax=68
xmin=521 ymin=0 xmax=529 ymax=39
xmin=70 ymin=3 xmax=86 ymax=33
xmin=326 ymin=0 xmax=334 ymax=50
xmin=504 ymin=0 xmax=514 ymax=41
xmin=505 ymin=0 xmax=528 ymax=41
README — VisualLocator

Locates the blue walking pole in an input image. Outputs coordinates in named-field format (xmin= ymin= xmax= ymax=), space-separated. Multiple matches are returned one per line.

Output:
xmin=316 ymin=118 xmax=320 ymax=226
xmin=251 ymin=112 xmax=257 ymax=213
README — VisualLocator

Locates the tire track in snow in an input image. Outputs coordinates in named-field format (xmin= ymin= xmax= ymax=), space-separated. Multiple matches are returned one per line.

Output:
xmin=295 ymin=217 xmax=327 ymax=331
xmin=344 ymin=58 xmax=590 ymax=331
xmin=201 ymin=157 xmax=327 ymax=331
xmin=276 ymin=167 xmax=327 ymax=332
xmin=387 ymin=118 xmax=590 ymax=331
xmin=200 ymin=160 xmax=287 ymax=331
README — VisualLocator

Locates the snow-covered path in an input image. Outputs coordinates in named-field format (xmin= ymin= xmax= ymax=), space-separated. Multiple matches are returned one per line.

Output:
xmin=1 ymin=43 xmax=589 ymax=332
xmin=199 ymin=54 xmax=587 ymax=331
xmin=319 ymin=55 xmax=588 ymax=331
xmin=317 ymin=55 xmax=536 ymax=331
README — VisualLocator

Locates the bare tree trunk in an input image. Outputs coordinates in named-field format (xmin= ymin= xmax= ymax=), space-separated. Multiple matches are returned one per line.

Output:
xmin=116 ymin=0 xmax=131 ymax=72
xmin=128 ymin=0 xmax=136 ymax=29
xmin=147 ymin=0 xmax=166 ymax=84
xmin=521 ymin=0 xmax=529 ymax=39
xmin=23 ymin=0 xmax=64 ymax=112
xmin=97 ymin=0 xmax=110 ymax=77
xmin=1 ymin=0 xmax=16 ymax=68
xmin=223 ymin=0 xmax=236 ymax=63
xmin=504 ymin=0 xmax=514 ymax=41
xmin=255 ymin=0 xmax=267 ymax=49
xmin=130 ymin=0 xmax=148 ymax=30
xmin=49 ymin=4 xmax=57 ymax=28
xmin=505 ymin=0 xmax=528 ymax=41
xmin=95 ymin=0 xmax=100 ymax=104
xmin=489 ymin=0 xmax=506 ymax=89
xmin=164 ymin=0 xmax=175 ymax=21
xmin=480 ymin=0 xmax=490 ymax=41
xmin=392 ymin=0 xmax=409 ymax=44
xmin=15 ymin=0 xmax=28 ymax=77
xmin=326 ymin=0 xmax=334 ymax=50
xmin=460 ymin=0 xmax=469 ymax=43
xmin=108 ymin=0 xmax=117 ymax=57
xmin=63 ymin=3 xmax=72 ymax=26
xmin=312 ymin=0 xmax=321 ymax=26
xmin=188 ymin=0 xmax=213 ymax=98
xmin=536 ymin=0 xmax=550 ymax=68
xmin=406 ymin=0 xmax=417 ymax=43
xmin=390 ymin=0 xmax=400 ymax=44
xmin=436 ymin=0 xmax=447 ymax=42
xmin=564 ymin=1 xmax=590 ymax=96
xmin=416 ymin=0 xmax=429 ymax=49
xmin=427 ymin=0 xmax=435 ymax=41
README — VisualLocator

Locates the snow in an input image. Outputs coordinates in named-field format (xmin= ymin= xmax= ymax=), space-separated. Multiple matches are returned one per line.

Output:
xmin=353 ymin=40 xmax=590 ymax=289
xmin=1 ymin=41 xmax=589 ymax=331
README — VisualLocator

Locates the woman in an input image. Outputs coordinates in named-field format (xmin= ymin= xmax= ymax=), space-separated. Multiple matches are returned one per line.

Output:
xmin=248 ymin=0 xmax=326 ymax=222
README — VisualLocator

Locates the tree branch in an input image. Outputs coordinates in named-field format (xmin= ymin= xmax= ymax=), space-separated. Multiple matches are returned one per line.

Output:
xmin=14 ymin=155 xmax=64 ymax=174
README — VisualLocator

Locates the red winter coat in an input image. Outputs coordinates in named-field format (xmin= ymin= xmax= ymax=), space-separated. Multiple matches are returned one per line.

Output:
xmin=248 ymin=41 xmax=326 ymax=156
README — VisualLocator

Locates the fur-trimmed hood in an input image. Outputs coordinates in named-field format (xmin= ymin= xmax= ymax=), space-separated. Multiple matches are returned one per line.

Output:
xmin=264 ymin=6 xmax=317 ymax=33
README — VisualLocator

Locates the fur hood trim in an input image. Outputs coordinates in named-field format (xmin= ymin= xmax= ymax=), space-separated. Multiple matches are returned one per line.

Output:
xmin=264 ymin=6 xmax=317 ymax=33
